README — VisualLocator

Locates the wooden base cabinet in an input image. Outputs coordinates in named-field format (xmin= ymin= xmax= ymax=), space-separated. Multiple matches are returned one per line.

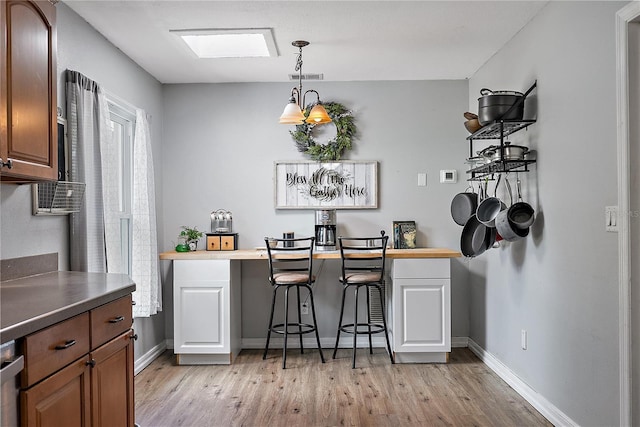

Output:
xmin=90 ymin=331 xmax=134 ymax=427
xmin=21 ymin=358 xmax=91 ymax=427
xmin=390 ymin=258 xmax=451 ymax=363
xmin=173 ymin=260 xmax=241 ymax=365
xmin=19 ymin=296 xmax=135 ymax=426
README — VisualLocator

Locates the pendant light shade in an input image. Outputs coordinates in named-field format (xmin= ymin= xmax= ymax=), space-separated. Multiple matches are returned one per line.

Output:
xmin=279 ymin=40 xmax=332 ymax=125
xmin=305 ymin=103 xmax=332 ymax=124
xmin=279 ymin=98 xmax=305 ymax=124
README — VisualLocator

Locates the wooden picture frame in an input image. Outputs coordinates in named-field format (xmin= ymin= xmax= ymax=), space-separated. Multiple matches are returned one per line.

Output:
xmin=274 ymin=161 xmax=378 ymax=209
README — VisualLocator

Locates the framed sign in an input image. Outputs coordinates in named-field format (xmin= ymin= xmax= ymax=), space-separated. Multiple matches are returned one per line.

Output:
xmin=274 ymin=161 xmax=378 ymax=209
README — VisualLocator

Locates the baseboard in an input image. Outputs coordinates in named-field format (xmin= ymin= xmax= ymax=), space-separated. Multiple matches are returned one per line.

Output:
xmin=134 ymin=340 xmax=168 ymax=375
xmin=467 ymin=338 xmax=577 ymax=427
xmin=451 ymin=336 xmax=468 ymax=348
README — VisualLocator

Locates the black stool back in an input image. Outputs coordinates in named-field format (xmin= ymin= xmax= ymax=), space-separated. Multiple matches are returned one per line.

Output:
xmin=263 ymin=236 xmax=325 ymax=369
xmin=333 ymin=235 xmax=395 ymax=368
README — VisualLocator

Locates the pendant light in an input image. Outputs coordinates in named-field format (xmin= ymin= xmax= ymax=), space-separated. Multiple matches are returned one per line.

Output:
xmin=279 ymin=41 xmax=332 ymax=125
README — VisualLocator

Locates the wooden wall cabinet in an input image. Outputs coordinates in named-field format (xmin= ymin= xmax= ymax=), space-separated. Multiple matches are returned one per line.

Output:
xmin=0 ymin=0 xmax=58 ymax=181
xmin=20 ymin=296 xmax=135 ymax=427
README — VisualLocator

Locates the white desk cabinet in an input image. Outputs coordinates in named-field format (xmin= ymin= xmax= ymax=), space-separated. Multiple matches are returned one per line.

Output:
xmin=173 ymin=260 xmax=241 ymax=364
xmin=390 ymin=258 xmax=451 ymax=363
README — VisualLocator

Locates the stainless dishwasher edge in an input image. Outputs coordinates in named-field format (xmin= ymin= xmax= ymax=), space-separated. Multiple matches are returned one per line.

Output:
xmin=1 ymin=341 xmax=24 ymax=427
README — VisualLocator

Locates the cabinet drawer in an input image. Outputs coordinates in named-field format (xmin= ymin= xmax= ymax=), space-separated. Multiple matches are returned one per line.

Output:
xmin=23 ymin=313 xmax=90 ymax=387
xmin=206 ymin=234 xmax=237 ymax=251
xmin=90 ymin=296 xmax=133 ymax=349
xmin=175 ymin=259 xmax=230 ymax=281
xmin=392 ymin=258 xmax=451 ymax=279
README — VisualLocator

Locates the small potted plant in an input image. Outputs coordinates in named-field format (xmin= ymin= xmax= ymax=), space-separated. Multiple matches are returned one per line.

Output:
xmin=179 ymin=226 xmax=204 ymax=251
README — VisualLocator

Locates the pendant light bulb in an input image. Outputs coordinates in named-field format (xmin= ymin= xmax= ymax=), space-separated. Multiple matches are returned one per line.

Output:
xmin=305 ymin=103 xmax=332 ymax=124
xmin=279 ymin=97 xmax=305 ymax=124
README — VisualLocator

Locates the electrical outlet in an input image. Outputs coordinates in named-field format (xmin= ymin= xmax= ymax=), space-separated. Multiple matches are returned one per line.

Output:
xmin=521 ymin=329 xmax=527 ymax=350
xmin=417 ymin=173 xmax=427 ymax=187
xmin=301 ymin=303 xmax=308 ymax=315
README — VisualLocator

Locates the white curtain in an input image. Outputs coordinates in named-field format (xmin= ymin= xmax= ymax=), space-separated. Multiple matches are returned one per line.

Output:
xmin=67 ymin=70 xmax=161 ymax=316
xmin=67 ymin=70 xmax=111 ymax=273
xmin=131 ymin=110 xmax=161 ymax=317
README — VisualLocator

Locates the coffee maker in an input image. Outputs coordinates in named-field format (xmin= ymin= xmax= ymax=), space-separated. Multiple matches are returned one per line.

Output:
xmin=315 ymin=209 xmax=336 ymax=251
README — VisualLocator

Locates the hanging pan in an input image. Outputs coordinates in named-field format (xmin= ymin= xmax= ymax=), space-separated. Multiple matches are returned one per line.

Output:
xmin=451 ymin=184 xmax=478 ymax=226
xmin=460 ymin=213 xmax=497 ymax=257
xmin=507 ymin=175 xmax=535 ymax=229
xmin=495 ymin=176 xmax=529 ymax=242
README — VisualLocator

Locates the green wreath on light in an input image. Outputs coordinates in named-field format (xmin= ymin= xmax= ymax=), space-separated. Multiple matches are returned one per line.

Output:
xmin=290 ymin=102 xmax=357 ymax=161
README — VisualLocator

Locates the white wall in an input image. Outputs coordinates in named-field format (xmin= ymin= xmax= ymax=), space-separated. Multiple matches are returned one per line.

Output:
xmin=161 ymin=80 xmax=471 ymax=341
xmin=468 ymin=2 xmax=626 ymax=425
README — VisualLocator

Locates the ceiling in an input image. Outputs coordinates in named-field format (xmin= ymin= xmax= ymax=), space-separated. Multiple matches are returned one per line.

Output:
xmin=64 ymin=1 xmax=549 ymax=84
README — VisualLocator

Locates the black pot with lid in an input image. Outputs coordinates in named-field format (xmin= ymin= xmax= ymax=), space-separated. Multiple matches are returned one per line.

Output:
xmin=477 ymin=88 xmax=525 ymax=125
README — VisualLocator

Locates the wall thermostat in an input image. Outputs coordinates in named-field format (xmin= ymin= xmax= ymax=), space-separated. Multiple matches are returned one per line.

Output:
xmin=440 ymin=170 xmax=457 ymax=183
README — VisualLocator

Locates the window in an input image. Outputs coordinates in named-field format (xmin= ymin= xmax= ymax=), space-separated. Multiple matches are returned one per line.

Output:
xmin=106 ymin=100 xmax=135 ymax=276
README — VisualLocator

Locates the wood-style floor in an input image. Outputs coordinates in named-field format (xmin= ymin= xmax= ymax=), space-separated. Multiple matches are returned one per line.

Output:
xmin=135 ymin=348 xmax=552 ymax=427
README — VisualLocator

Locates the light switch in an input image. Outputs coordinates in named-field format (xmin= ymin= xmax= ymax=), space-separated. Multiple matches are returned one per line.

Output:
xmin=606 ymin=206 xmax=618 ymax=232
xmin=417 ymin=173 xmax=427 ymax=187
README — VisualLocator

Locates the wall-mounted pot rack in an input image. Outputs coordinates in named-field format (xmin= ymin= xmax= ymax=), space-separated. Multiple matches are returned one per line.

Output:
xmin=465 ymin=119 xmax=537 ymax=181
xmin=465 ymin=81 xmax=537 ymax=181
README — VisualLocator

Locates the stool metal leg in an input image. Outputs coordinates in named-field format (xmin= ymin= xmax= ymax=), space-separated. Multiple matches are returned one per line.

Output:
xmin=352 ymin=285 xmax=359 ymax=369
xmin=376 ymin=284 xmax=395 ymax=364
xmin=297 ymin=285 xmax=304 ymax=354
xmin=263 ymin=285 xmax=279 ymax=360
xmin=332 ymin=285 xmax=348 ymax=359
xmin=366 ymin=286 xmax=373 ymax=354
xmin=283 ymin=286 xmax=290 ymax=369
xmin=307 ymin=284 xmax=325 ymax=363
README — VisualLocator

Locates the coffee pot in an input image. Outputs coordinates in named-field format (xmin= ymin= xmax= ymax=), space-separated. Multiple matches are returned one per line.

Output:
xmin=315 ymin=209 xmax=336 ymax=251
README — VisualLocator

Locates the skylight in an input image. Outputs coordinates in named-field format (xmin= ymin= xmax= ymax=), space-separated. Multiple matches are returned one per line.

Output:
xmin=171 ymin=28 xmax=278 ymax=58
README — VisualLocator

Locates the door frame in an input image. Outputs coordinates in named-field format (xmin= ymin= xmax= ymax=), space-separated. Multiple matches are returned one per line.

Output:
xmin=616 ymin=2 xmax=640 ymax=426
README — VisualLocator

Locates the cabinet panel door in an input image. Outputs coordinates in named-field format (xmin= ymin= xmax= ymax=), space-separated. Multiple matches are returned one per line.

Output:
xmin=21 ymin=358 xmax=90 ymax=427
xmin=1 ymin=0 xmax=57 ymax=181
xmin=174 ymin=260 xmax=230 ymax=354
xmin=393 ymin=278 xmax=451 ymax=352
xmin=91 ymin=331 xmax=134 ymax=427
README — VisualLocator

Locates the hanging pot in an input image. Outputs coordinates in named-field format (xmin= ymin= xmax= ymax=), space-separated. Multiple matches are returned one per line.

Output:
xmin=495 ymin=177 xmax=529 ymax=242
xmin=451 ymin=184 xmax=478 ymax=226
xmin=478 ymin=88 xmax=525 ymax=125
xmin=476 ymin=176 xmax=506 ymax=228
xmin=507 ymin=177 xmax=535 ymax=229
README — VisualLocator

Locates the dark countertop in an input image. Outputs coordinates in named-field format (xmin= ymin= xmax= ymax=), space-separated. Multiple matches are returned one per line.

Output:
xmin=1 ymin=271 xmax=135 ymax=343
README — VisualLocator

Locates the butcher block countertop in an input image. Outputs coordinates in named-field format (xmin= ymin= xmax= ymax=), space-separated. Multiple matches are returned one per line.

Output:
xmin=1 ymin=271 xmax=135 ymax=343
xmin=160 ymin=247 xmax=461 ymax=260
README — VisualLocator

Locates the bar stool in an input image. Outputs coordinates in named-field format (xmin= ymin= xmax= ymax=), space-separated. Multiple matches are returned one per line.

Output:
xmin=332 ymin=234 xmax=394 ymax=368
xmin=263 ymin=236 xmax=325 ymax=369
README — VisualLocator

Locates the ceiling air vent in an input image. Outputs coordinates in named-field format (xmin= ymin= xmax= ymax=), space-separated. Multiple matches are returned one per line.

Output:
xmin=288 ymin=73 xmax=323 ymax=81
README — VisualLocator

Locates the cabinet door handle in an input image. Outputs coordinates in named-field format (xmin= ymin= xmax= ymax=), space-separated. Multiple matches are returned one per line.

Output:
xmin=109 ymin=315 xmax=125 ymax=323
xmin=55 ymin=339 xmax=76 ymax=350
xmin=0 ymin=158 xmax=13 ymax=169
xmin=85 ymin=359 xmax=96 ymax=368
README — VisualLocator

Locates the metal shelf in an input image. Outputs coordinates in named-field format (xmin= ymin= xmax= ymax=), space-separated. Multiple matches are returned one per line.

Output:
xmin=465 ymin=159 xmax=536 ymax=181
xmin=466 ymin=119 xmax=536 ymax=140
